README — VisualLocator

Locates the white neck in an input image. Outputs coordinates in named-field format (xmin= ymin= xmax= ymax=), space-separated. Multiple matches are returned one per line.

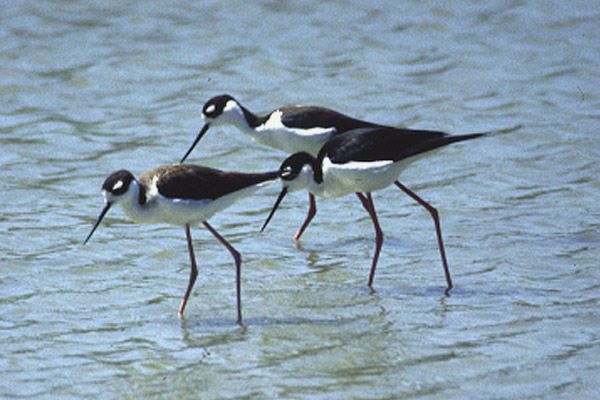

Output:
xmin=284 ymin=165 xmax=324 ymax=196
xmin=212 ymin=102 xmax=253 ymax=132
xmin=307 ymin=159 xmax=359 ymax=198
xmin=114 ymin=180 xmax=157 ymax=224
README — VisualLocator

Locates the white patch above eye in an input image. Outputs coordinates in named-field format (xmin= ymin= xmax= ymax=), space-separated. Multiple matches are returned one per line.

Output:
xmin=224 ymin=100 xmax=238 ymax=112
xmin=205 ymin=104 xmax=216 ymax=115
xmin=280 ymin=167 xmax=293 ymax=178
xmin=112 ymin=180 xmax=124 ymax=191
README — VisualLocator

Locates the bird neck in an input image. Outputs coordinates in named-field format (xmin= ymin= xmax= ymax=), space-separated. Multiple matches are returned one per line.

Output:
xmin=239 ymin=104 xmax=265 ymax=128
xmin=216 ymin=104 xmax=266 ymax=137
xmin=284 ymin=164 xmax=322 ymax=196
xmin=313 ymin=160 xmax=324 ymax=184
xmin=118 ymin=180 xmax=154 ymax=224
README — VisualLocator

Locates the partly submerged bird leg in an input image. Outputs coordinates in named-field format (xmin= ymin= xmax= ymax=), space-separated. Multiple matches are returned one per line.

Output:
xmin=356 ymin=192 xmax=384 ymax=288
xmin=394 ymin=181 xmax=453 ymax=292
xmin=202 ymin=221 xmax=243 ymax=324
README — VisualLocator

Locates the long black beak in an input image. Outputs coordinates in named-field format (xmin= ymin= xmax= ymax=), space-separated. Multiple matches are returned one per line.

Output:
xmin=180 ymin=123 xmax=210 ymax=164
xmin=261 ymin=187 xmax=288 ymax=232
xmin=83 ymin=203 xmax=112 ymax=245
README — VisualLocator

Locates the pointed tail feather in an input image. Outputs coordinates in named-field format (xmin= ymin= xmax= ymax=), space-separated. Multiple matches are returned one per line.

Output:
xmin=407 ymin=131 xmax=487 ymax=160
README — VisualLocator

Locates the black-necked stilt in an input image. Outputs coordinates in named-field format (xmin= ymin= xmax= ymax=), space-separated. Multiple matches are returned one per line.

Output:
xmin=261 ymin=126 xmax=486 ymax=292
xmin=180 ymin=94 xmax=383 ymax=161
xmin=83 ymin=164 xmax=277 ymax=323
xmin=179 ymin=94 xmax=389 ymax=240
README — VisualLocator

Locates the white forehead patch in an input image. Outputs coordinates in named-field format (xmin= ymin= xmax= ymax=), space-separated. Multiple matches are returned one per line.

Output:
xmin=205 ymin=104 xmax=216 ymax=115
xmin=101 ymin=190 xmax=111 ymax=203
xmin=112 ymin=180 xmax=124 ymax=191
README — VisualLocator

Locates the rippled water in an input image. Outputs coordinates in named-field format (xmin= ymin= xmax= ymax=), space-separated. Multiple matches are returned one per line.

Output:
xmin=2 ymin=1 xmax=600 ymax=399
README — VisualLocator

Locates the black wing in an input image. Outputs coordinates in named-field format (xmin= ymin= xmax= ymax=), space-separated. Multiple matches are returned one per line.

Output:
xmin=139 ymin=165 xmax=277 ymax=201
xmin=278 ymin=105 xmax=382 ymax=133
xmin=320 ymin=127 xmax=484 ymax=164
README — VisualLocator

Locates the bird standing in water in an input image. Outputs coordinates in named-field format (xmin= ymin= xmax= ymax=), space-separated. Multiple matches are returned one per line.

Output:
xmin=181 ymin=94 xmax=423 ymax=241
xmin=84 ymin=164 xmax=277 ymax=323
xmin=261 ymin=126 xmax=486 ymax=291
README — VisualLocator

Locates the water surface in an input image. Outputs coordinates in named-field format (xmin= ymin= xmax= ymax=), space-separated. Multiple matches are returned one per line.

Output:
xmin=1 ymin=1 xmax=599 ymax=399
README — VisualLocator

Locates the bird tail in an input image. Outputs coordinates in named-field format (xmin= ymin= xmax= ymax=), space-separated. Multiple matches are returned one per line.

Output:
xmin=412 ymin=131 xmax=487 ymax=157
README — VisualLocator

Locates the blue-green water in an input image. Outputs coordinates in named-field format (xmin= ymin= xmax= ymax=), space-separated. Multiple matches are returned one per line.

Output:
xmin=2 ymin=1 xmax=599 ymax=398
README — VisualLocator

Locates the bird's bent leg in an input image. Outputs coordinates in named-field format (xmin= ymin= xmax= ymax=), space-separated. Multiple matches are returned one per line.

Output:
xmin=394 ymin=181 xmax=452 ymax=292
xmin=203 ymin=221 xmax=243 ymax=324
xmin=356 ymin=192 xmax=383 ymax=288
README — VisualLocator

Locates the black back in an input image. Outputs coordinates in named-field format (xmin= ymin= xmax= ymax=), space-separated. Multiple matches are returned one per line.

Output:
xmin=278 ymin=105 xmax=383 ymax=132
xmin=313 ymin=127 xmax=485 ymax=182
xmin=319 ymin=127 xmax=484 ymax=164
xmin=138 ymin=165 xmax=277 ymax=202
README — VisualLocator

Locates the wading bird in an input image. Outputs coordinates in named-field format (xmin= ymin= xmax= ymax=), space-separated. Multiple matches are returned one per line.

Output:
xmin=84 ymin=164 xmax=277 ymax=323
xmin=261 ymin=126 xmax=486 ymax=292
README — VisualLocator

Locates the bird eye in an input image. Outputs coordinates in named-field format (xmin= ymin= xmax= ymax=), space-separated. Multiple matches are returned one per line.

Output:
xmin=280 ymin=166 xmax=295 ymax=180
xmin=204 ymin=104 xmax=216 ymax=116
xmin=112 ymin=180 xmax=124 ymax=192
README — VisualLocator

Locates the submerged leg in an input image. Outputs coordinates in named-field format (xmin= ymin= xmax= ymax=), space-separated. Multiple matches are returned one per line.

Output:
xmin=294 ymin=193 xmax=317 ymax=241
xmin=179 ymin=223 xmax=199 ymax=317
xmin=202 ymin=221 xmax=243 ymax=324
xmin=356 ymin=192 xmax=384 ymax=288
xmin=394 ymin=181 xmax=453 ymax=292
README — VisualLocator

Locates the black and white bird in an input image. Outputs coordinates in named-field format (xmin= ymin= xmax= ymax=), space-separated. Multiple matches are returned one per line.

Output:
xmin=261 ymin=126 xmax=486 ymax=291
xmin=179 ymin=94 xmax=395 ymax=241
xmin=84 ymin=164 xmax=277 ymax=323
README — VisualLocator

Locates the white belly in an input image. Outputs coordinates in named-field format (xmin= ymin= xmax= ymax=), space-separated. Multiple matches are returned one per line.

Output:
xmin=121 ymin=182 xmax=272 ymax=227
xmin=312 ymin=158 xmax=411 ymax=198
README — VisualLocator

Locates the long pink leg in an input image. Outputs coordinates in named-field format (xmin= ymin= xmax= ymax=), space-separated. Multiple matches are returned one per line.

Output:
xmin=356 ymin=192 xmax=383 ymax=288
xmin=202 ymin=221 xmax=243 ymax=324
xmin=294 ymin=193 xmax=317 ymax=241
xmin=179 ymin=223 xmax=198 ymax=317
xmin=394 ymin=181 xmax=453 ymax=292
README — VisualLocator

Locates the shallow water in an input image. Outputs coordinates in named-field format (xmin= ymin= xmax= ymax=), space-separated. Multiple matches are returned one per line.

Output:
xmin=2 ymin=1 xmax=600 ymax=399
